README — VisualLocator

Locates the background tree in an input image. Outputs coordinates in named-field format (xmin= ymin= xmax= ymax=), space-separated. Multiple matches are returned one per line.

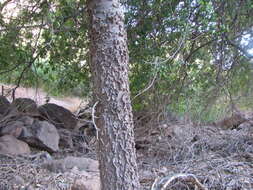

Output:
xmin=87 ymin=0 xmax=140 ymax=189
xmin=0 ymin=0 xmax=253 ymax=122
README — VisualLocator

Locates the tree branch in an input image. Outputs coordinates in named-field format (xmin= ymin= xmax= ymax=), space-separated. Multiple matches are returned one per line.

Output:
xmin=151 ymin=173 xmax=208 ymax=190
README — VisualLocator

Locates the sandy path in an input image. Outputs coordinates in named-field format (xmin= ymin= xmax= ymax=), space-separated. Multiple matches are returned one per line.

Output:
xmin=1 ymin=83 xmax=85 ymax=112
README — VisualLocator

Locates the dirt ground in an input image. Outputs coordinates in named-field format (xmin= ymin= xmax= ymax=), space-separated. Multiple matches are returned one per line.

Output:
xmin=1 ymin=122 xmax=253 ymax=190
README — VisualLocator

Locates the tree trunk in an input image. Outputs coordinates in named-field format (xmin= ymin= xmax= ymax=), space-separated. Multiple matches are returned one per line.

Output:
xmin=87 ymin=0 xmax=140 ymax=190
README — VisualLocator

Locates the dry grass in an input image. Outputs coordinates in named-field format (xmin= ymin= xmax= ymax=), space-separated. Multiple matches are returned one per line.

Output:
xmin=0 ymin=140 xmax=97 ymax=189
xmin=0 ymin=152 xmax=73 ymax=189
xmin=135 ymin=117 xmax=253 ymax=189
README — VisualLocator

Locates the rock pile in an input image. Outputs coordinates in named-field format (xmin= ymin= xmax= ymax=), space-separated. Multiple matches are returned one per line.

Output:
xmin=0 ymin=96 xmax=101 ymax=190
xmin=0 ymin=96 xmax=86 ymax=155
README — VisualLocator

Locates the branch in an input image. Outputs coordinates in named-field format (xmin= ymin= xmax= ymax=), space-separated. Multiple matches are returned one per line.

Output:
xmin=133 ymin=71 xmax=158 ymax=100
xmin=11 ymin=52 xmax=41 ymax=100
xmin=151 ymin=173 xmax=208 ymax=190
xmin=12 ymin=22 xmax=45 ymax=100
xmin=132 ymin=57 xmax=160 ymax=100
xmin=0 ymin=63 xmax=23 ymax=75
xmin=91 ymin=101 xmax=99 ymax=140
xmin=0 ymin=24 xmax=47 ymax=32
xmin=185 ymin=38 xmax=217 ymax=62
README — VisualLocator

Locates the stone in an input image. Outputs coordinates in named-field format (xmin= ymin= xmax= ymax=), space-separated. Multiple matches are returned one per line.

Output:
xmin=17 ymin=115 xmax=34 ymax=126
xmin=43 ymin=156 xmax=99 ymax=173
xmin=215 ymin=112 xmax=247 ymax=129
xmin=20 ymin=120 xmax=59 ymax=152
xmin=0 ymin=120 xmax=24 ymax=137
xmin=0 ymin=135 xmax=30 ymax=155
xmin=0 ymin=115 xmax=34 ymax=138
xmin=13 ymin=175 xmax=25 ymax=186
xmin=71 ymin=175 xmax=100 ymax=190
xmin=0 ymin=95 xmax=10 ymax=115
xmin=58 ymin=128 xmax=74 ymax=148
xmin=38 ymin=103 xmax=77 ymax=129
xmin=237 ymin=122 xmax=253 ymax=132
xmin=11 ymin=98 xmax=39 ymax=115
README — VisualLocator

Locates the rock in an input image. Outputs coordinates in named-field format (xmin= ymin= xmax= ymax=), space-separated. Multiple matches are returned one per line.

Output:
xmin=215 ymin=112 xmax=247 ymax=129
xmin=20 ymin=120 xmax=59 ymax=152
xmin=0 ymin=120 xmax=24 ymax=137
xmin=0 ymin=95 xmax=10 ymax=114
xmin=38 ymin=103 xmax=77 ymax=129
xmin=0 ymin=115 xmax=35 ymax=138
xmin=43 ymin=156 xmax=99 ymax=173
xmin=13 ymin=175 xmax=25 ymax=186
xmin=11 ymin=98 xmax=39 ymax=115
xmin=17 ymin=115 xmax=34 ymax=126
xmin=244 ymin=111 xmax=253 ymax=120
xmin=71 ymin=175 xmax=100 ymax=190
xmin=139 ymin=169 xmax=155 ymax=184
xmin=0 ymin=135 xmax=30 ymax=155
xmin=237 ymin=122 xmax=253 ymax=132
xmin=24 ymin=185 xmax=35 ymax=190
xmin=30 ymin=151 xmax=53 ymax=162
xmin=58 ymin=128 xmax=74 ymax=148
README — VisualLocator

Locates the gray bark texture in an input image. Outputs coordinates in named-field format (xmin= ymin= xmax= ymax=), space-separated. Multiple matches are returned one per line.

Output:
xmin=87 ymin=0 xmax=140 ymax=190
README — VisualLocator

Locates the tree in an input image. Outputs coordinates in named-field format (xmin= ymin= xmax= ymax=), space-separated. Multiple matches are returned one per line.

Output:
xmin=87 ymin=0 xmax=140 ymax=189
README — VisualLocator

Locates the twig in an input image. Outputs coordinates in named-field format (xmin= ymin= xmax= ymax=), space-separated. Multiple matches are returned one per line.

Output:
xmin=133 ymin=71 xmax=158 ymax=100
xmin=92 ymin=101 xmax=99 ymax=139
xmin=132 ymin=57 xmax=159 ymax=100
xmin=151 ymin=173 xmax=208 ymax=190
xmin=133 ymin=10 xmax=191 ymax=101
xmin=0 ymin=62 xmax=23 ymax=75
xmin=12 ymin=21 xmax=46 ymax=100
xmin=0 ymin=24 xmax=47 ymax=32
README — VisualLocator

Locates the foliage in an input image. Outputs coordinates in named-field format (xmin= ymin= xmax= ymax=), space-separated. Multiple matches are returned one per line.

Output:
xmin=0 ymin=0 xmax=88 ymax=96
xmin=126 ymin=0 xmax=253 ymax=121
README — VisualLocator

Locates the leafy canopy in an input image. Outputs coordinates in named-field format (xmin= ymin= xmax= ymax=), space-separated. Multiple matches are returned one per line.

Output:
xmin=0 ymin=0 xmax=253 ymax=121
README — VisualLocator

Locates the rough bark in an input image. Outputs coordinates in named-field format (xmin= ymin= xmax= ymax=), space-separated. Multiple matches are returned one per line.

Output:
xmin=87 ymin=0 xmax=140 ymax=190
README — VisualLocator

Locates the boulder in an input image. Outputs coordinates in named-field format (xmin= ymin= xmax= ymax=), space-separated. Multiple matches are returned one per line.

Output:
xmin=11 ymin=98 xmax=39 ymax=115
xmin=0 ymin=120 xmax=24 ymax=137
xmin=237 ymin=122 xmax=253 ymax=132
xmin=0 ymin=116 xmax=35 ymax=138
xmin=71 ymin=174 xmax=100 ymax=190
xmin=12 ymin=175 xmax=25 ymax=186
xmin=215 ymin=112 xmax=247 ymax=129
xmin=17 ymin=115 xmax=34 ymax=126
xmin=43 ymin=156 xmax=99 ymax=173
xmin=38 ymin=103 xmax=77 ymax=129
xmin=0 ymin=95 xmax=10 ymax=114
xmin=0 ymin=135 xmax=30 ymax=155
xmin=20 ymin=120 xmax=59 ymax=152
xmin=58 ymin=128 xmax=74 ymax=148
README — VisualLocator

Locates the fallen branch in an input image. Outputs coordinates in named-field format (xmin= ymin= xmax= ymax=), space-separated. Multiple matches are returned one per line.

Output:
xmin=151 ymin=173 xmax=208 ymax=190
